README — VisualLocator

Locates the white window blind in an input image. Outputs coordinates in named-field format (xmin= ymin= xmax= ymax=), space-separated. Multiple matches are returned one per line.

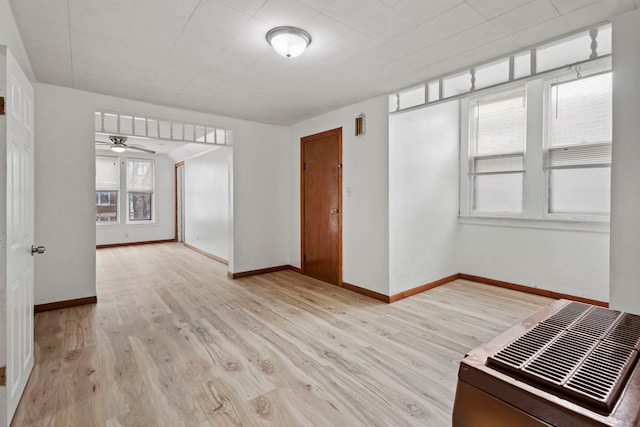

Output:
xmin=470 ymin=89 xmax=526 ymax=213
xmin=473 ymin=91 xmax=526 ymax=156
xmin=546 ymin=143 xmax=611 ymax=168
xmin=127 ymin=159 xmax=153 ymax=193
xmin=546 ymin=71 xmax=612 ymax=216
xmin=96 ymin=156 xmax=119 ymax=191
xmin=474 ymin=154 xmax=524 ymax=174
xmin=549 ymin=72 xmax=612 ymax=147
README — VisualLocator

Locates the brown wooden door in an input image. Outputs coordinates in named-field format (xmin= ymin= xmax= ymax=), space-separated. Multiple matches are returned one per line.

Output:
xmin=301 ymin=128 xmax=342 ymax=285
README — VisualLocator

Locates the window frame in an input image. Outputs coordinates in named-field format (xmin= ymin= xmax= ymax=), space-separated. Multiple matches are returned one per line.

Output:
xmin=95 ymin=155 xmax=120 ymax=225
xmin=459 ymin=59 xmax=611 ymax=224
xmin=125 ymin=157 xmax=155 ymax=224
xmin=95 ymin=153 xmax=157 ymax=226
xmin=542 ymin=70 xmax=612 ymax=221
xmin=467 ymin=87 xmax=528 ymax=215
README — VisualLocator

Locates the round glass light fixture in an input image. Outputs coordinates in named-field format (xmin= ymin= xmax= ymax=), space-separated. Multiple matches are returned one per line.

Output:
xmin=266 ymin=26 xmax=311 ymax=58
xmin=110 ymin=145 xmax=126 ymax=153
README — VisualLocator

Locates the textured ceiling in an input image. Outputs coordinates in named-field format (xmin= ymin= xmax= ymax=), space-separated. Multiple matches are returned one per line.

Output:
xmin=9 ymin=0 xmax=639 ymax=126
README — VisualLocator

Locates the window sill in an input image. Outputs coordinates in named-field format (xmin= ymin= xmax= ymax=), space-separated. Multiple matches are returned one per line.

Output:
xmin=96 ymin=222 xmax=158 ymax=227
xmin=458 ymin=215 xmax=609 ymax=233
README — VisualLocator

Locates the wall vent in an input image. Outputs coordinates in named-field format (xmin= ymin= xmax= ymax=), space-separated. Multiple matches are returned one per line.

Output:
xmin=488 ymin=302 xmax=640 ymax=413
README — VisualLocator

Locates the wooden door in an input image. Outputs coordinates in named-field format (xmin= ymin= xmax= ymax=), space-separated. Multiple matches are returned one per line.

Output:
xmin=2 ymin=48 xmax=35 ymax=425
xmin=301 ymin=128 xmax=342 ymax=285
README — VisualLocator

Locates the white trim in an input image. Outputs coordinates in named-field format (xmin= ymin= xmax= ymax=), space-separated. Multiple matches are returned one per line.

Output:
xmin=458 ymin=215 xmax=609 ymax=233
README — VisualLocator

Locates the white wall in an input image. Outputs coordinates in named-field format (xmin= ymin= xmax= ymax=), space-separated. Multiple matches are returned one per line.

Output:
xmin=34 ymin=83 xmax=289 ymax=304
xmin=95 ymin=152 xmax=175 ymax=246
xmin=458 ymin=224 xmax=610 ymax=301
xmin=610 ymin=9 xmax=640 ymax=314
xmin=288 ymin=96 xmax=390 ymax=295
xmin=184 ymin=147 xmax=229 ymax=261
xmin=389 ymin=101 xmax=460 ymax=295
xmin=0 ymin=0 xmax=33 ymax=81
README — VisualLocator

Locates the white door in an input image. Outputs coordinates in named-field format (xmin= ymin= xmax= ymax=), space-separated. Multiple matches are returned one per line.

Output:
xmin=176 ymin=163 xmax=185 ymax=242
xmin=2 ymin=48 xmax=35 ymax=425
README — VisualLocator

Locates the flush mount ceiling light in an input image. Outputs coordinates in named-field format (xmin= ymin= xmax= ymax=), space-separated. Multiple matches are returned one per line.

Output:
xmin=266 ymin=26 xmax=311 ymax=58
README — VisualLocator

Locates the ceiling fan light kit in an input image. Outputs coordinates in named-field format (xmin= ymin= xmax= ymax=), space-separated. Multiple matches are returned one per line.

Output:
xmin=266 ymin=26 xmax=311 ymax=58
xmin=110 ymin=145 xmax=126 ymax=153
xmin=95 ymin=135 xmax=156 ymax=154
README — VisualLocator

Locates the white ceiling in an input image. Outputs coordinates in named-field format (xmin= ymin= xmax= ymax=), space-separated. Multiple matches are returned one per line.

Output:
xmin=9 ymin=0 xmax=639 ymax=126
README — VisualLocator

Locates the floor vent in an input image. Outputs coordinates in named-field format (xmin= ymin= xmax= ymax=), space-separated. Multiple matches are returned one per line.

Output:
xmin=487 ymin=302 xmax=640 ymax=413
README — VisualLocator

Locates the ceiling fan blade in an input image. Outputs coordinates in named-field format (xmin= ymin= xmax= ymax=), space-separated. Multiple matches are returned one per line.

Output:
xmin=95 ymin=141 xmax=112 ymax=145
xmin=127 ymin=145 xmax=156 ymax=154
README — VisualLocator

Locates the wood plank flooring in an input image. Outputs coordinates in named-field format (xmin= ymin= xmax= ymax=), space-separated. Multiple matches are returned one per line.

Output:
xmin=13 ymin=243 xmax=553 ymax=426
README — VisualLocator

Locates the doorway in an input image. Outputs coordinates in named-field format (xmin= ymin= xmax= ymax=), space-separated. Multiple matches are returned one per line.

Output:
xmin=301 ymin=128 xmax=342 ymax=285
xmin=175 ymin=161 xmax=185 ymax=242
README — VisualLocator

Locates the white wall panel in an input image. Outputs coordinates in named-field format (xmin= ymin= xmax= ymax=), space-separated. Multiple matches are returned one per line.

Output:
xmin=288 ymin=96 xmax=390 ymax=295
xmin=389 ymin=101 xmax=460 ymax=295
xmin=610 ymin=9 xmax=640 ymax=314
xmin=184 ymin=147 xmax=229 ymax=261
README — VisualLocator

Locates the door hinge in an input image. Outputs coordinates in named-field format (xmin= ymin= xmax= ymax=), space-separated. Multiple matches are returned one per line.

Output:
xmin=0 ymin=97 xmax=4 ymax=115
xmin=303 ymin=162 xmax=306 ymax=170
xmin=0 ymin=366 xmax=5 ymax=386
xmin=337 ymin=163 xmax=342 ymax=169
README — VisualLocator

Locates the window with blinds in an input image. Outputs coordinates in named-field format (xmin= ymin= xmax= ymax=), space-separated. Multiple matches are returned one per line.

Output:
xmin=470 ymin=90 xmax=526 ymax=213
xmin=546 ymin=72 xmax=612 ymax=216
xmin=96 ymin=156 xmax=119 ymax=223
xmin=126 ymin=159 xmax=154 ymax=221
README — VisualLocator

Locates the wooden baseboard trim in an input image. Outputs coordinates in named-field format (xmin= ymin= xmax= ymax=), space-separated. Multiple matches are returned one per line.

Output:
xmin=229 ymin=265 xmax=291 ymax=279
xmin=389 ymin=273 xmax=461 ymax=303
xmin=184 ymin=243 xmax=229 ymax=265
xmin=96 ymin=239 xmax=175 ymax=249
xmin=287 ymin=265 xmax=303 ymax=274
xmin=35 ymin=296 xmax=97 ymax=313
xmin=459 ymin=274 xmax=609 ymax=308
xmin=341 ymin=282 xmax=390 ymax=303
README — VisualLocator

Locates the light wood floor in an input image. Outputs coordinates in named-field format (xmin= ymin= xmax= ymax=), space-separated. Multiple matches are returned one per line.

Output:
xmin=13 ymin=243 xmax=552 ymax=426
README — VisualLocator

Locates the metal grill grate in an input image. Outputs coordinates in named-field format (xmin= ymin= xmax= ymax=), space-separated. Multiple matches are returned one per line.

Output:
xmin=566 ymin=342 xmax=637 ymax=407
xmin=523 ymin=331 xmax=598 ymax=384
xmin=487 ymin=303 xmax=640 ymax=413
xmin=543 ymin=302 xmax=590 ymax=328
xmin=490 ymin=324 xmax=562 ymax=369
xmin=606 ymin=313 xmax=640 ymax=350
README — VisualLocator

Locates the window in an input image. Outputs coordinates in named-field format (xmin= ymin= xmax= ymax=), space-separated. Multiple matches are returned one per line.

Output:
xmin=126 ymin=159 xmax=154 ymax=222
xmin=460 ymin=59 xmax=612 ymax=222
xmin=545 ymin=72 xmax=612 ymax=216
xmin=469 ymin=90 xmax=526 ymax=213
xmin=95 ymin=156 xmax=119 ymax=223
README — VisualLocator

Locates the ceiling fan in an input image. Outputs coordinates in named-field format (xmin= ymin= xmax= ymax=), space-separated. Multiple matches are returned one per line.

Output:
xmin=95 ymin=135 xmax=156 ymax=154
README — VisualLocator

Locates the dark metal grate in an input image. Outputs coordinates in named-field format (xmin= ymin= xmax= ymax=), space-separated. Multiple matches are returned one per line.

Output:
xmin=487 ymin=303 xmax=640 ymax=413
xmin=543 ymin=302 xmax=591 ymax=328
xmin=566 ymin=342 xmax=638 ymax=407
xmin=523 ymin=331 xmax=598 ymax=384
xmin=571 ymin=306 xmax=621 ymax=338
xmin=490 ymin=323 xmax=562 ymax=369
xmin=606 ymin=313 xmax=640 ymax=350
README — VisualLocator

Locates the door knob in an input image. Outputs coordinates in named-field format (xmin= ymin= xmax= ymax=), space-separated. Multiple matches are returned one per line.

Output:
xmin=330 ymin=208 xmax=339 ymax=214
xmin=31 ymin=245 xmax=46 ymax=256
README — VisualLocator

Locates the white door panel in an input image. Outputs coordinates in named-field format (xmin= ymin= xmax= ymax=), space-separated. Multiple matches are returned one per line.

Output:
xmin=2 ymin=48 xmax=35 ymax=426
